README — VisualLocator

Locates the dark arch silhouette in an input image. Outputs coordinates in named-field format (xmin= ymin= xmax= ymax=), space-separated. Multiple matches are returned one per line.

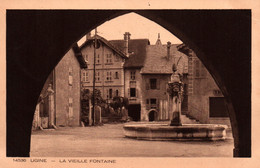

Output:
xmin=7 ymin=10 xmax=251 ymax=157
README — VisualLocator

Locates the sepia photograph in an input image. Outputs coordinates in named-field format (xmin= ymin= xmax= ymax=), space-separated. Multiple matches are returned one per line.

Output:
xmin=2 ymin=0 xmax=259 ymax=167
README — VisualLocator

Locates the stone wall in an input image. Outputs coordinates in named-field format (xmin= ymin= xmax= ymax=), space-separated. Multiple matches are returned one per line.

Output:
xmin=187 ymin=55 xmax=231 ymax=126
xmin=141 ymin=74 xmax=171 ymax=121
xmin=55 ymin=49 xmax=81 ymax=126
xmin=124 ymin=69 xmax=142 ymax=104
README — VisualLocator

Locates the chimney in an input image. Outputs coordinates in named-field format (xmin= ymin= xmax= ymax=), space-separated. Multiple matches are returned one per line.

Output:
xmin=167 ymin=41 xmax=171 ymax=59
xmin=155 ymin=33 xmax=162 ymax=45
xmin=124 ymin=32 xmax=131 ymax=57
xmin=86 ymin=32 xmax=91 ymax=41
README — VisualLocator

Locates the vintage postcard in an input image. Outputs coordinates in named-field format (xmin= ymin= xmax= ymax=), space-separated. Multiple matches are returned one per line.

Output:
xmin=1 ymin=0 xmax=259 ymax=168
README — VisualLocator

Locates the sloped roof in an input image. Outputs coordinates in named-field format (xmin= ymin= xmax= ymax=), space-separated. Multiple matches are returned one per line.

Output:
xmin=80 ymin=35 xmax=128 ymax=59
xmin=109 ymin=39 xmax=150 ymax=68
xmin=71 ymin=43 xmax=87 ymax=69
xmin=141 ymin=43 xmax=188 ymax=74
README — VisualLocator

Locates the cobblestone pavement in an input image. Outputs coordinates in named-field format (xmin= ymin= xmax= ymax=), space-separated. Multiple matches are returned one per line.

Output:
xmin=30 ymin=123 xmax=234 ymax=157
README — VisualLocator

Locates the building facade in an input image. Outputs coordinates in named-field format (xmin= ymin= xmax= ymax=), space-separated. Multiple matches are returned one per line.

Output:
xmin=54 ymin=45 xmax=87 ymax=126
xmin=140 ymin=37 xmax=188 ymax=121
xmin=109 ymin=32 xmax=150 ymax=121
xmin=80 ymin=35 xmax=127 ymax=102
xmin=33 ymin=44 xmax=87 ymax=129
xmin=177 ymin=44 xmax=231 ymax=126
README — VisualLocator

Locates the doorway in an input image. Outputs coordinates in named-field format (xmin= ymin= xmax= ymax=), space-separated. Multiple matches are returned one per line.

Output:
xmin=148 ymin=110 xmax=157 ymax=121
xmin=128 ymin=104 xmax=141 ymax=121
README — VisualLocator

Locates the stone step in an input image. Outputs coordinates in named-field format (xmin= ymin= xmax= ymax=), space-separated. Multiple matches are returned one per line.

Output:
xmin=180 ymin=114 xmax=200 ymax=124
xmin=185 ymin=113 xmax=200 ymax=122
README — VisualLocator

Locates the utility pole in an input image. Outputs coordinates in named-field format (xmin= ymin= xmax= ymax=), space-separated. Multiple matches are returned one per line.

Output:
xmin=92 ymin=28 xmax=97 ymax=126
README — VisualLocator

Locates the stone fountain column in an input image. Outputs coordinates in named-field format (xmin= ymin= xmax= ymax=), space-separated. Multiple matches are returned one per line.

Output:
xmin=167 ymin=64 xmax=183 ymax=126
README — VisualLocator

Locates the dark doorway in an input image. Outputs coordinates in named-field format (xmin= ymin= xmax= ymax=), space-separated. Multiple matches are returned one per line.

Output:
xmin=128 ymin=104 xmax=141 ymax=121
xmin=149 ymin=110 xmax=157 ymax=121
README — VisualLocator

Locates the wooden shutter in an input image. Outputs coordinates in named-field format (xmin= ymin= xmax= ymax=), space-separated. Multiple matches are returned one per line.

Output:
xmin=146 ymin=99 xmax=150 ymax=110
xmin=146 ymin=79 xmax=149 ymax=90
xmin=69 ymin=67 xmax=73 ymax=85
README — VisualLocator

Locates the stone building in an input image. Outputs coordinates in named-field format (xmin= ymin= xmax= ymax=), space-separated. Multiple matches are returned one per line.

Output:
xmin=32 ymin=44 xmax=87 ymax=129
xmin=140 ymin=36 xmax=188 ymax=121
xmin=177 ymin=44 xmax=231 ymax=126
xmin=80 ymin=35 xmax=127 ymax=102
xmin=109 ymin=32 xmax=150 ymax=121
xmin=105 ymin=33 xmax=188 ymax=122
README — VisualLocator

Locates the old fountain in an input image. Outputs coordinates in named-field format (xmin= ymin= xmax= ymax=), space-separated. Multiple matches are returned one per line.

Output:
xmin=123 ymin=64 xmax=228 ymax=141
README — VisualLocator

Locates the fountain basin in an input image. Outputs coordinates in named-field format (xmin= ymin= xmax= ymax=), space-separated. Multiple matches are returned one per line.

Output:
xmin=123 ymin=122 xmax=228 ymax=141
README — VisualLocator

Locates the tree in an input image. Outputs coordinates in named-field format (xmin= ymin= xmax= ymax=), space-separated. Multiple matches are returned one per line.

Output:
xmin=81 ymin=89 xmax=105 ymax=125
xmin=110 ymin=96 xmax=129 ymax=116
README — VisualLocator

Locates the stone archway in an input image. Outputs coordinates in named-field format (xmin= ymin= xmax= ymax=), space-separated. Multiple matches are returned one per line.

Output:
xmin=148 ymin=109 xmax=158 ymax=121
xmin=7 ymin=10 xmax=251 ymax=157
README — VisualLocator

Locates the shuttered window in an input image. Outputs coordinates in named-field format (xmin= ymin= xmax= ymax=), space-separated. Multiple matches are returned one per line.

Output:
xmin=69 ymin=67 xmax=73 ymax=85
xmin=82 ymin=71 xmax=88 ymax=82
xmin=115 ymin=72 xmax=119 ymax=79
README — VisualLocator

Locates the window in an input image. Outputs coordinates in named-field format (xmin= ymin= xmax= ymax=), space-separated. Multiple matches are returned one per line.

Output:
xmin=130 ymin=88 xmax=136 ymax=97
xmin=109 ymin=89 xmax=113 ymax=99
xmin=96 ymin=54 xmax=100 ymax=64
xmin=130 ymin=71 xmax=136 ymax=80
xmin=129 ymin=81 xmax=137 ymax=97
xmin=95 ymin=71 xmax=100 ymax=82
xmin=115 ymin=90 xmax=119 ymax=96
xmin=106 ymin=53 xmax=112 ymax=63
xmin=106 ymin=71 xmax=112 ymax=81
xmin=150 ymin=79 xmax=157 ymax=89
xmin=150 ymin=99 xmax=157 ymax=108
xmin=115 ymin=72 xmax=119 ymax=79
xmin=68 ymin=97 xmax=73 ymax=117
xmin=150 ymin=99 xmax=156 ymax=105
xmin=69 ymin=67 xmax=73 ymax=85
xmin=82 ymin=71 xmax=88 ymax=82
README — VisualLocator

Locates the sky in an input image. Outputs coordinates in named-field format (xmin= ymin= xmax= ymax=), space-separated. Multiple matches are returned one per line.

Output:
xmin=77 ymin=12 xmax=182 ymax=46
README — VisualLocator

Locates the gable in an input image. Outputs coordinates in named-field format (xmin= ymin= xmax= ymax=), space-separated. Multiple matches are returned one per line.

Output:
xmin=80 ymin=35 xmax=127 ymax=59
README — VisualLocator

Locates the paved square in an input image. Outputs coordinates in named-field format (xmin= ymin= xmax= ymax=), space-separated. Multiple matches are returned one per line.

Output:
xmin=30 ymin=123 xmax=233 ymax=157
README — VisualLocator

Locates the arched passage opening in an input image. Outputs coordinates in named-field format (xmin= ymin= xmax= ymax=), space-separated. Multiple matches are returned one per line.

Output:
xmin=7 ymin=10 xmax=251 ymax=157
xmin=148 ymin=109 xmax=158 ymax=121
